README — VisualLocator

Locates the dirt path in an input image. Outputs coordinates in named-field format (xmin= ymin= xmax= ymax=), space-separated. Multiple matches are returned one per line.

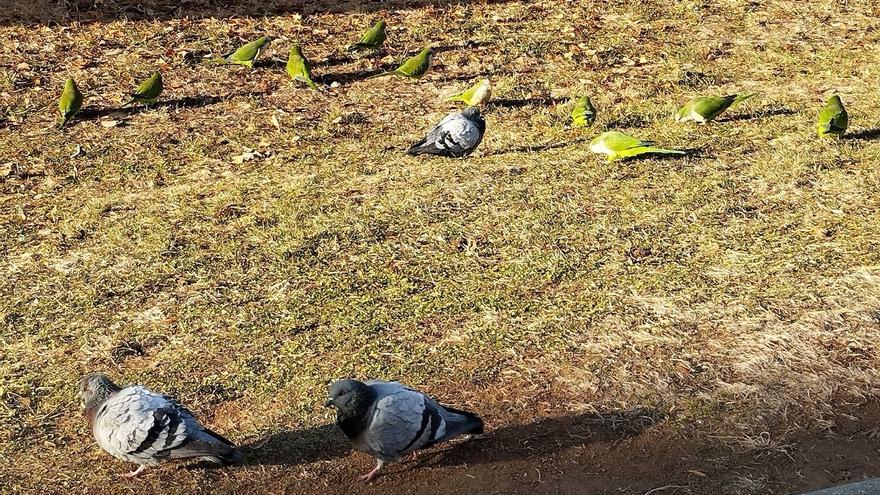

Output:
xmin=179 ymin=402 xmax=880 ymax=495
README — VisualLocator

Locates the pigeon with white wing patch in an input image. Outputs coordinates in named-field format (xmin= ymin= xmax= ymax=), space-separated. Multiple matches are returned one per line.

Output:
xmin=79 ymin=373 xmax=241 ymax=478
xmin=326 ymin=378 xmax=484 ymax=481
xmin=406 ymin=106 xmax=486 ymax=158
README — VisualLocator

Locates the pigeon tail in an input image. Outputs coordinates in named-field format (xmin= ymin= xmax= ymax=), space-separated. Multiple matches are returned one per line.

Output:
xmin=440 ymin=404 xmax=484 ymax=436
xmin=406 ymin=139 xmax=430 ymax=156
xmin=168 ymin=427 xmax=241 ymax=465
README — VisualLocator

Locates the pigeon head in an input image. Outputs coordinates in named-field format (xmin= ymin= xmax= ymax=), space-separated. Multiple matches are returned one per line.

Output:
xmin=325 ymin=379 xmax=375 ymax=415
xmin=461 ymin=106 xmax=482 ymax=120
xmin=78 ymin=373 xmax=121 ymax=411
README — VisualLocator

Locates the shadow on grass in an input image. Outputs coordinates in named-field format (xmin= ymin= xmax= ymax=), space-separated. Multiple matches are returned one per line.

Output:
xmin=624 ymin=147 xmax=706 ymax=162
xmin=319 ymin=65 xmax=399 ymax=85
xmin=717 ymin=107 xmax=797 ymax=123
xmin=242 ymin=423 xmax=351 ymax=466
xmin=78 ymin=96 xmax=224 ymax=120
xmin=844 ymin=128 xmax=880 ymax=141
xmin=488 ymin=97 xmax=568 ymax=109
xmin=3 ymin=0 xmax=513 ymax=25
xmin=484 ymin=136 xmax=590 ymax=156
xmin=237 ymin=406 xmax=663 ymax=468
xmin=426 ymin=406 xmax=665 ymax=468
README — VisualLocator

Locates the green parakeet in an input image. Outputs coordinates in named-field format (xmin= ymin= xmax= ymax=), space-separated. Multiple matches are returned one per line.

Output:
xmin=124 ymin=71 xmax=163 ymax=106
xmin=571 ymin=96 xmax=597 ymax=127
xmin=58 ymin=78 xmax=83 ymax=128
xmin=348 ymin=20 xmax=387 ymax=52
xmin=371 ymin=47 xmax=434 ymax=79
xmin=816 ymin=94 xmax=848 ymax=138
xmin=210 ymin=36 xmax=270 ymax=68
xmin=674 ymin=92 xmax=757 ymax=123
xmin=287 ymin=44 xmax=319 ymax=90
xmin=589 ymin=131 xmax=685 ymax=162
xmin=448 ymin=79 xmax=492 ymax=106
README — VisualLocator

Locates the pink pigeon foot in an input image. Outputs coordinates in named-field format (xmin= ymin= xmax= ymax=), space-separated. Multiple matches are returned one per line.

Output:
xmin=117 ymin=465 xmax=147 ymax=478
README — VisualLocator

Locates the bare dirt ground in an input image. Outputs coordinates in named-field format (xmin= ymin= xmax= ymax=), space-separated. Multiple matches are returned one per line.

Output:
xmin=3 ymin=0 xmax=880 ymax=493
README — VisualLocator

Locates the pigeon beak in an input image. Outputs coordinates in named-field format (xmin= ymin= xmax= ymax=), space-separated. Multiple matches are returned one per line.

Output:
xmin=324 ymin=399 xmax=334 ymax=407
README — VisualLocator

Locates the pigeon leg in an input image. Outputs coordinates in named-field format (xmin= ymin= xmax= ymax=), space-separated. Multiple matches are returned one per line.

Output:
xmin=358 ymin=460 xmax=385 ymax=482
xmin=402 ymin=451 xmax=418 ymax=463
xmin=117 ymin=465 xmax=147 ymax=478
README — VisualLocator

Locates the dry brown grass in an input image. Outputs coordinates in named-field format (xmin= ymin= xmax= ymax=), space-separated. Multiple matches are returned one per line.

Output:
xmin=2 ymin=0 xmax=880 ymax=493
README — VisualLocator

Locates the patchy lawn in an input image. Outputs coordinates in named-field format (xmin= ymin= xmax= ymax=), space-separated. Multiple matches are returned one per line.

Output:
xmin=2 ymin=0 xmax=880 ymax=493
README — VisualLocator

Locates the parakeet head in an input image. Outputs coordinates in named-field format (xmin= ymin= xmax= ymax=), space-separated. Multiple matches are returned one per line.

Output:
xmin=673 ymin=105 xmax=688 ymax=122
xmin=291 ymin=44 xmax=304 ymax=57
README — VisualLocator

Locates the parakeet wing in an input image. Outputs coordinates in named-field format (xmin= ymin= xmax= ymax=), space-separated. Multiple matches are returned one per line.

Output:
xmin=690 ymin=96 xmax=736 ymax=120
xmin=228 ymin=37 xmax=267 ymax=62
xmin=133 ymin=72 xmax=162 ymax=100
xmin=603 ymin=131 xmax=650 ymax=151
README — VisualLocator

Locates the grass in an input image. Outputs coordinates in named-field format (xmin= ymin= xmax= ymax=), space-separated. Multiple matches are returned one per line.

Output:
xmin=2 ymin=0 xmax=880 ymax=493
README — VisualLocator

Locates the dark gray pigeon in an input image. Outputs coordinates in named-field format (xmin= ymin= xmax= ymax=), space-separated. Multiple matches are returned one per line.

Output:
xmin=406 ymin=106 xmax=486 ymax=158
xmin=326 ymin=378 xmax=484 ymax=481
xmin=79 ymin=373 xmax=241 ymax=478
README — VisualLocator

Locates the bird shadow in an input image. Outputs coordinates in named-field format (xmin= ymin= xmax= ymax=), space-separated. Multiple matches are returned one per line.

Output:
xmin=424 ymin=406 xmax=665 ymax=468
xmin=716 ymin=107 xmax=797 ymax=123
xmin=78 ymin=96 xmax=224 ymax=120
xmin=844 ymin=128 xmax=880 ymax=141
xmin=254 ymin=58 xmax=287 ymax=70
xmin=320 ymin=64 xmax=398 ymax=85
xmin=433 ymin=41 xmax=495 ymax=53
xmin=604 ymin=115 xmax=654 ymax=129
xmin=241 ymin=423 xmax=351 ymax=466
xmin=484 ymin=136 xmax=590 ymax=156
xmin=625 ymin=147 xmax=706 ymax=162
xmin=488 ymin=97 xmax=568 ymax=109
xmin=313 ymin=54 xmax=356 ymax=68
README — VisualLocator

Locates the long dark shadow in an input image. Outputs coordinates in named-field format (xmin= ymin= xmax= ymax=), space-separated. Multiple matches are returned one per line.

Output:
xmin=484 ymin=136 xmax=590 ymax=156
xmin=425 ymin=406 xmax=665 ymax=468
xmin=844 ymin=128 xmax=880 ymax=141
xmin=717 ymin=107 xmax=797 ymax=123
xmin=242 ymin=423 xmax=351 ymax=466
xmin=2 ymin=0 xmax=513 ymax=26
xmin=320 ymin=65 xmax=398 ymax=85
xmin=77 ymin=95 xmax=224 ymax=120
xmin=488 ymin=97 xmax=568 ymax=109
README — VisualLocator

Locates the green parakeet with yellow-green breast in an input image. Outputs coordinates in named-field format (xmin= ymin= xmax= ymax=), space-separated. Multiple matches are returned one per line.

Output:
xmin=674 ymin=92 xmax=756 ymax=123
xmin=210 ymin=36 xmax=270 ymax=68
xmin=571 ymin=96 xmax=596 ymax=127
xmin=816 ymin=94 xmax=848 ymax=138
xmin=348 ymin=20 xmax=387 ymax=52
xmin=287 ymin=44 xmax=319 ymax=91
xmin=372 ymin=47 xmax=434 ymax=79
xmin=448 ymin=79 xmax=492 ymax=106
xmin=589 ymin=131 xmax=685 ymax=162
xmin=58 ymin=77 xmax=83 ymax=128
xmin=124 ymin=71 xmax=163 ymax=106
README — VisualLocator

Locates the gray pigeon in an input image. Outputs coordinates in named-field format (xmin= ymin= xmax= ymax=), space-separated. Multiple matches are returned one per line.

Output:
xmin=325 ymin=378 xmax=484 ymax=481
xmin=79 ymin=373 xmax=241 ymax=478
xmin=406 ymin=106 xmax=486 ymax=158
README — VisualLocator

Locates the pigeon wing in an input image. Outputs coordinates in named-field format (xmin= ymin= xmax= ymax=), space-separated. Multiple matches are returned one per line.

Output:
xmin=94 ymin=387 xmax=190 ymax=466
xmin=363 ymin=387 xmax=444 ymax=461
